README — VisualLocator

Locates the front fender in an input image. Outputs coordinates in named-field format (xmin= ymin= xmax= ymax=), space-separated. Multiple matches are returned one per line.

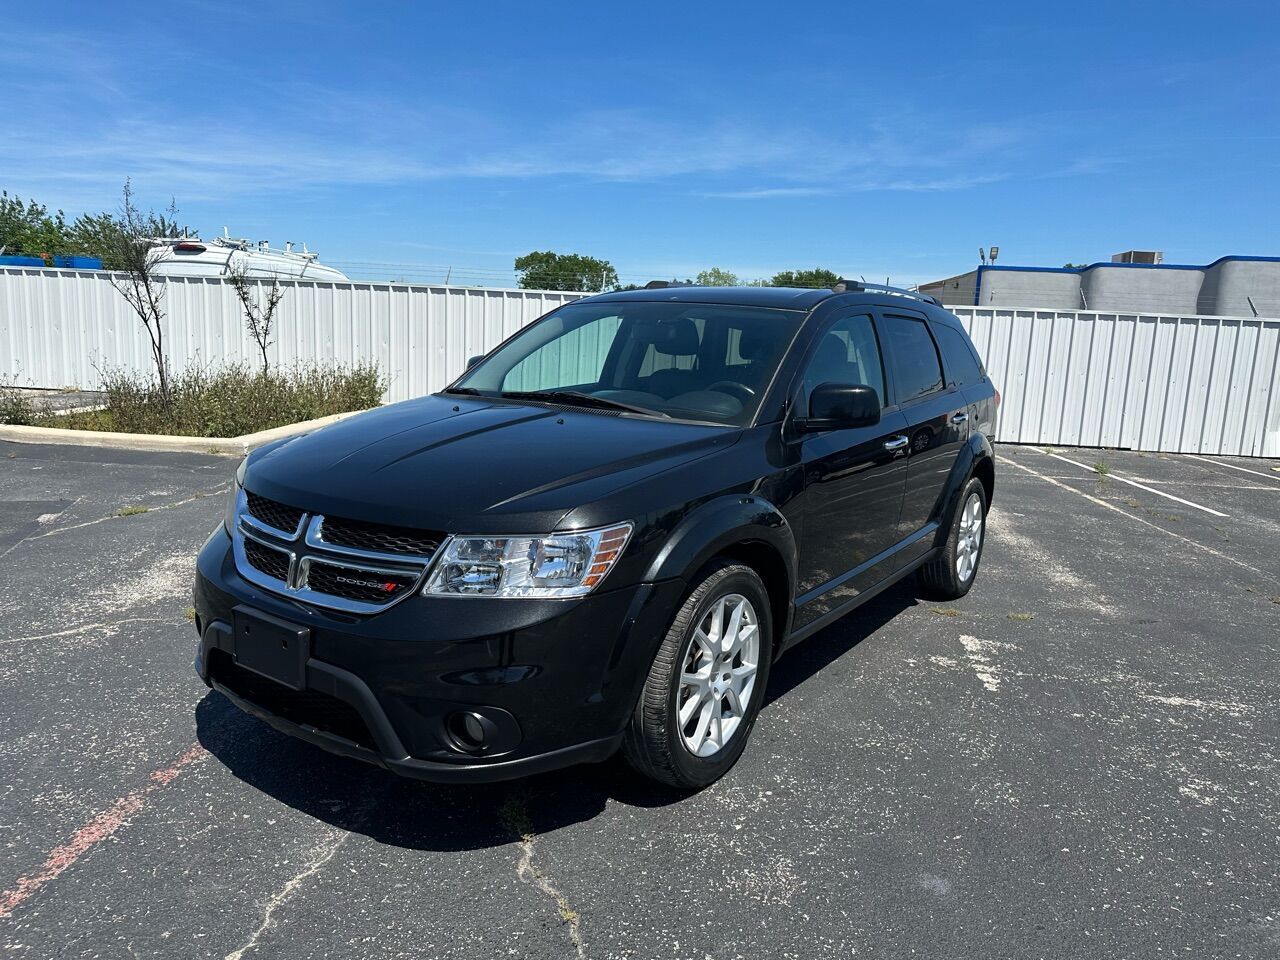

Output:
xmin=590 ymin=496 xmax=798 ymax=730
xmin=642 ymin=494 xmax=797 ymax=595
xmin=932 ymin=433 xmax=994 ymax=548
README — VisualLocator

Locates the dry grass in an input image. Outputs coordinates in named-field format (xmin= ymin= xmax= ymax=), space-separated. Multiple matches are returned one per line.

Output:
xmin=6 ymin=362 xmax=384 ymax=437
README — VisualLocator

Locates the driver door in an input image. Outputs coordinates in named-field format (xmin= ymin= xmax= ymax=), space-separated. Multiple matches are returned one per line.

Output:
xmin=791 ymin=311 xmax=909 ymax=630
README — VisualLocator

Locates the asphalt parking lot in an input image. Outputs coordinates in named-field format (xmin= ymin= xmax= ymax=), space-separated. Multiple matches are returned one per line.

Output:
xmin=1 ymin=439 xmax=1278 ymax=959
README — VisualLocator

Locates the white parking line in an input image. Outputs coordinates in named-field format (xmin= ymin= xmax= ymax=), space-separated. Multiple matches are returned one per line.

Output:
xmin=1184 ymin=453 xmax=1280 ymax=482
xmin=1042 ymin=451 xmax=1228 ymax=518
xmin=1121 ymin=481 xmax=1280 ymax=496
xmin=998 ymin=456 xmax=1264 ymax=576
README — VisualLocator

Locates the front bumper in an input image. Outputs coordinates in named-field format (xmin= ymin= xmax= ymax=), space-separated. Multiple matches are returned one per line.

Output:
xmin=193 ymin=527 xmax=684 ymax=783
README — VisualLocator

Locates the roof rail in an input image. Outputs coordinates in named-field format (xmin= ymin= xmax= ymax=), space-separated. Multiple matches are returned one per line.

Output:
xmin=643 ymin=279 xmax=694 ymax=289
xmin=832 ymin=278 xmax=941 ymax=307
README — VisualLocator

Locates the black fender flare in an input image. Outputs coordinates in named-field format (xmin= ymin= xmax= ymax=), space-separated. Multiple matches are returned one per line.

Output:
xmin=642 ymin=493 xmax=797 ymax=601
xmin=932 ymin=433 xmax=995 ymax=548
xmin=595 ymin=495 xmax=798 ymax=714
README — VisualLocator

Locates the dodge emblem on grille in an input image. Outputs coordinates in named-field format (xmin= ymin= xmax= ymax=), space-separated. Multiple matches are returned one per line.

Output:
xmin=335 ymin=574 xmax=400 ymax=593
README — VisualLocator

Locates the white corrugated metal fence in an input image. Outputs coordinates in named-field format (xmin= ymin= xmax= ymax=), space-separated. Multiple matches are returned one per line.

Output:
xmin=951 ymin=306 xmax=1280 ymax=458
xmin=2 ymin=269 xmax=1277 ymax=457
xmin=0 ymin=268 xmax=581 ymax=404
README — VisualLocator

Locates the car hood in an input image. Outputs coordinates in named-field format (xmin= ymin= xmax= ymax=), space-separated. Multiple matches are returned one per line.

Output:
xmin=243 ymin=394 xmax=740 ymax=533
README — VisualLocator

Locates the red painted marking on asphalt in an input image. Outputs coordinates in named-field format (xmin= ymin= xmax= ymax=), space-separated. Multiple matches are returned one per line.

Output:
xmin=0 ymin=743 xmax=207 ymax=919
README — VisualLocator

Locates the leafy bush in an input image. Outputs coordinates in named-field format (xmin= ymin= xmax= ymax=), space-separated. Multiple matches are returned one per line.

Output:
xmin=0 ymin=382 xmax=43 ymax=425
xmin=55 ymin=362 xmax=385 ymax=437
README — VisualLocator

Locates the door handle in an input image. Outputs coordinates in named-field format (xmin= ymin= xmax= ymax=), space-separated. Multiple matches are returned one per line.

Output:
xmin=883 ymin=435 xmax=909 ymax=451
xmin=950 ymin=412 xmax=969 ymax=424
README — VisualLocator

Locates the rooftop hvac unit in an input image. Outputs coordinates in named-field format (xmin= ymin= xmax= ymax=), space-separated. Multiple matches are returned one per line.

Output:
xmin=1112 ymin=250 xmax=1163 ymax=264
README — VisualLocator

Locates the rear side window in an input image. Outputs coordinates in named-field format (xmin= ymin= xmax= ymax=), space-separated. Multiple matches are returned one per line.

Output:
xmin=882 ymin=315 xmax=944 ymax=403
xmin=931 ymin=322 xmax=984 ymax=387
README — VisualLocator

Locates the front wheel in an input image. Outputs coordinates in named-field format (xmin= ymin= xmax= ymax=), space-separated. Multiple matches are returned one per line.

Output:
xmin=622 ymin=562 xmax=773 ymax=789
xmin=918 ymin=477 xmax=987 ymax=600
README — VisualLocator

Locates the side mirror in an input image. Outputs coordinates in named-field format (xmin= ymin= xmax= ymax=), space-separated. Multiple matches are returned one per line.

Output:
xmin=465 ymin=354 xmax=484 ymax=371
xmin=795 ymin=383 xmax=881 ymax=432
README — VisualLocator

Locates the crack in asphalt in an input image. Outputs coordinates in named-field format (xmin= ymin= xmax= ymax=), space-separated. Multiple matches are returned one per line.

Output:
xmin=500 ymin=795 xmax=586 ymax=958
xmin=223 ymin=829 xmax=352 ymax=960
xmin=0 ymin=616 xmax=179 ymax=646
xmin=221 ymin=789 xmax=383 ymax=959
xmin=0 ymin=484 xmax=229 ymax=560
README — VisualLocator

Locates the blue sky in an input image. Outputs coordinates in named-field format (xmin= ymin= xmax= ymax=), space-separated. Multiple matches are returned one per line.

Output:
xmin=4 ymin=1 xmax=1278 ymax=287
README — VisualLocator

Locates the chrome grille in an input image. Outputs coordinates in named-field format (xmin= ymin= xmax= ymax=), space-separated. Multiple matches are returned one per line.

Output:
xmin=243 ymin=537 xmax=291 ymax=583
xmin=245 ymin=491 xmax=305 ymax=537
xmin=318 ymin=516 xmax=442 ymax=558
xmin=231 ymin=487 xmax=443 ymax=614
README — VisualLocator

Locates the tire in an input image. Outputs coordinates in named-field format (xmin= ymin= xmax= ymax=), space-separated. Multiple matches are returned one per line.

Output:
xmin=622 ymin=561 xmax=773 ymax=789
xmin=918 ymin=476 xmax=987 ymax=600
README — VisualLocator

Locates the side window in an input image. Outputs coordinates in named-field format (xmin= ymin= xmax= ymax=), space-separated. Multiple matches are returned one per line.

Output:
xmin=882 ymin=315 xmax=944 ymax=403
xmin=931 ymin=323 xmax=984 ymax=387
xmin=798 ymin=314 xmax=886 ymax=413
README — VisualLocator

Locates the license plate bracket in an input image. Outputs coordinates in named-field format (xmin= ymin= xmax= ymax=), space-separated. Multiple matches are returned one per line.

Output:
xmin=232 ymin=605 xmax=310 ymax=691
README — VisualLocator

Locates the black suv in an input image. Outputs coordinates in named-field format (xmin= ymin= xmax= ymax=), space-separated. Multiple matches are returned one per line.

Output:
xmin=193 ymin=282 xmax=997 ymax=788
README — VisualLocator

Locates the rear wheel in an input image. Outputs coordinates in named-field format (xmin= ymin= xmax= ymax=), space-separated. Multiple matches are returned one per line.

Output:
xmin=918 ymin=476 xmax=987 ymax=600
xmin=622 ymin=562 xmax=772 ymax=788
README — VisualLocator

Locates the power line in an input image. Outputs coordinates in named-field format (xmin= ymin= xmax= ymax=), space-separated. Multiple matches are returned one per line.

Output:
xmin=327 ymin=259 xmax=862 ymax=289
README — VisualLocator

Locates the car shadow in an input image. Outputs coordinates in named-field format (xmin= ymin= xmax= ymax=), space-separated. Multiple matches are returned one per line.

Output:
xmin=195 ymin=579 xmax=921 ymax=851
xmin=764 ymin=579 xmax=919 ymax=707
xmin=195 ymin=693 xmax=688 ymax=853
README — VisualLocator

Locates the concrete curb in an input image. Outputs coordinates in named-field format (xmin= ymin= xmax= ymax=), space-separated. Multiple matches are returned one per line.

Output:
xmin=0 ymin=410 xmax=362 ymax=455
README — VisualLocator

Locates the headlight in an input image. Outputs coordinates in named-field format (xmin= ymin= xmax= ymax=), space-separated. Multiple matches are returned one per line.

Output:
xmin=224 ymin=459 xmax=246 ymax=533
xmin=424 ymin=523 xmax=632 ymax=598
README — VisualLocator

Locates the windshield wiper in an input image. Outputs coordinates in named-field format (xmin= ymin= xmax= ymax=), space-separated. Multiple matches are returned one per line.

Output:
xmin=500 ymin=389 xmax=670 ymax=419
xmin=442 ymin=386 xmax=482 ymax=396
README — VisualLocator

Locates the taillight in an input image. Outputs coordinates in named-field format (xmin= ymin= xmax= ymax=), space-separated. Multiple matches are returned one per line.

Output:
xmin=994 ymin=387 xmax=1001 ymax=407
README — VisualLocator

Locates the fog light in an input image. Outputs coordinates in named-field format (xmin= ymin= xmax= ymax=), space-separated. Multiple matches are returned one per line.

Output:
xmin=446 ymin=711 xmax=491 ymax=753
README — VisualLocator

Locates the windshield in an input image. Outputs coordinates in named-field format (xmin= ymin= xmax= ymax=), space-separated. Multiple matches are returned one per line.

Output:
xmin=451 ymin=300 xmax=805 ymax=426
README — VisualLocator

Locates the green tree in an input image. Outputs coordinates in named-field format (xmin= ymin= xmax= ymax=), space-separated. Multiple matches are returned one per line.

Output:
xmin=770 ymin=268 xmax=840 ymax=288
xmin=695 ymin=267 xmax=739 ymax=286
xmin=65 ymin=212 xmax=128 ymax=268
xmin=514 ymin=251 xmax=619 ymax=292
xmin=0 ymin=192 xmax=69 ymax=262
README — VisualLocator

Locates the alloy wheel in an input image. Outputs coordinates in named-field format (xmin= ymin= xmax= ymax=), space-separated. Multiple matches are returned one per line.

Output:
xmin=955 ymin=491 xmax=984 ymax=583
xmin=677 ymin=593 xmax=760 ymax=758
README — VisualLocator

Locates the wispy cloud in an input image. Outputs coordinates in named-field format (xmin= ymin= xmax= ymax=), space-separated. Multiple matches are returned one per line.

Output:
xmin=0 ymin=28 xmax=1040 ymax=211
xmin=703 ymin=174 xmax=1007 ymax=199
xmin=702 ymin=186 xmax=837 ymax=200
xmin=1 ymin=104 xmax=1021 ymax=210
